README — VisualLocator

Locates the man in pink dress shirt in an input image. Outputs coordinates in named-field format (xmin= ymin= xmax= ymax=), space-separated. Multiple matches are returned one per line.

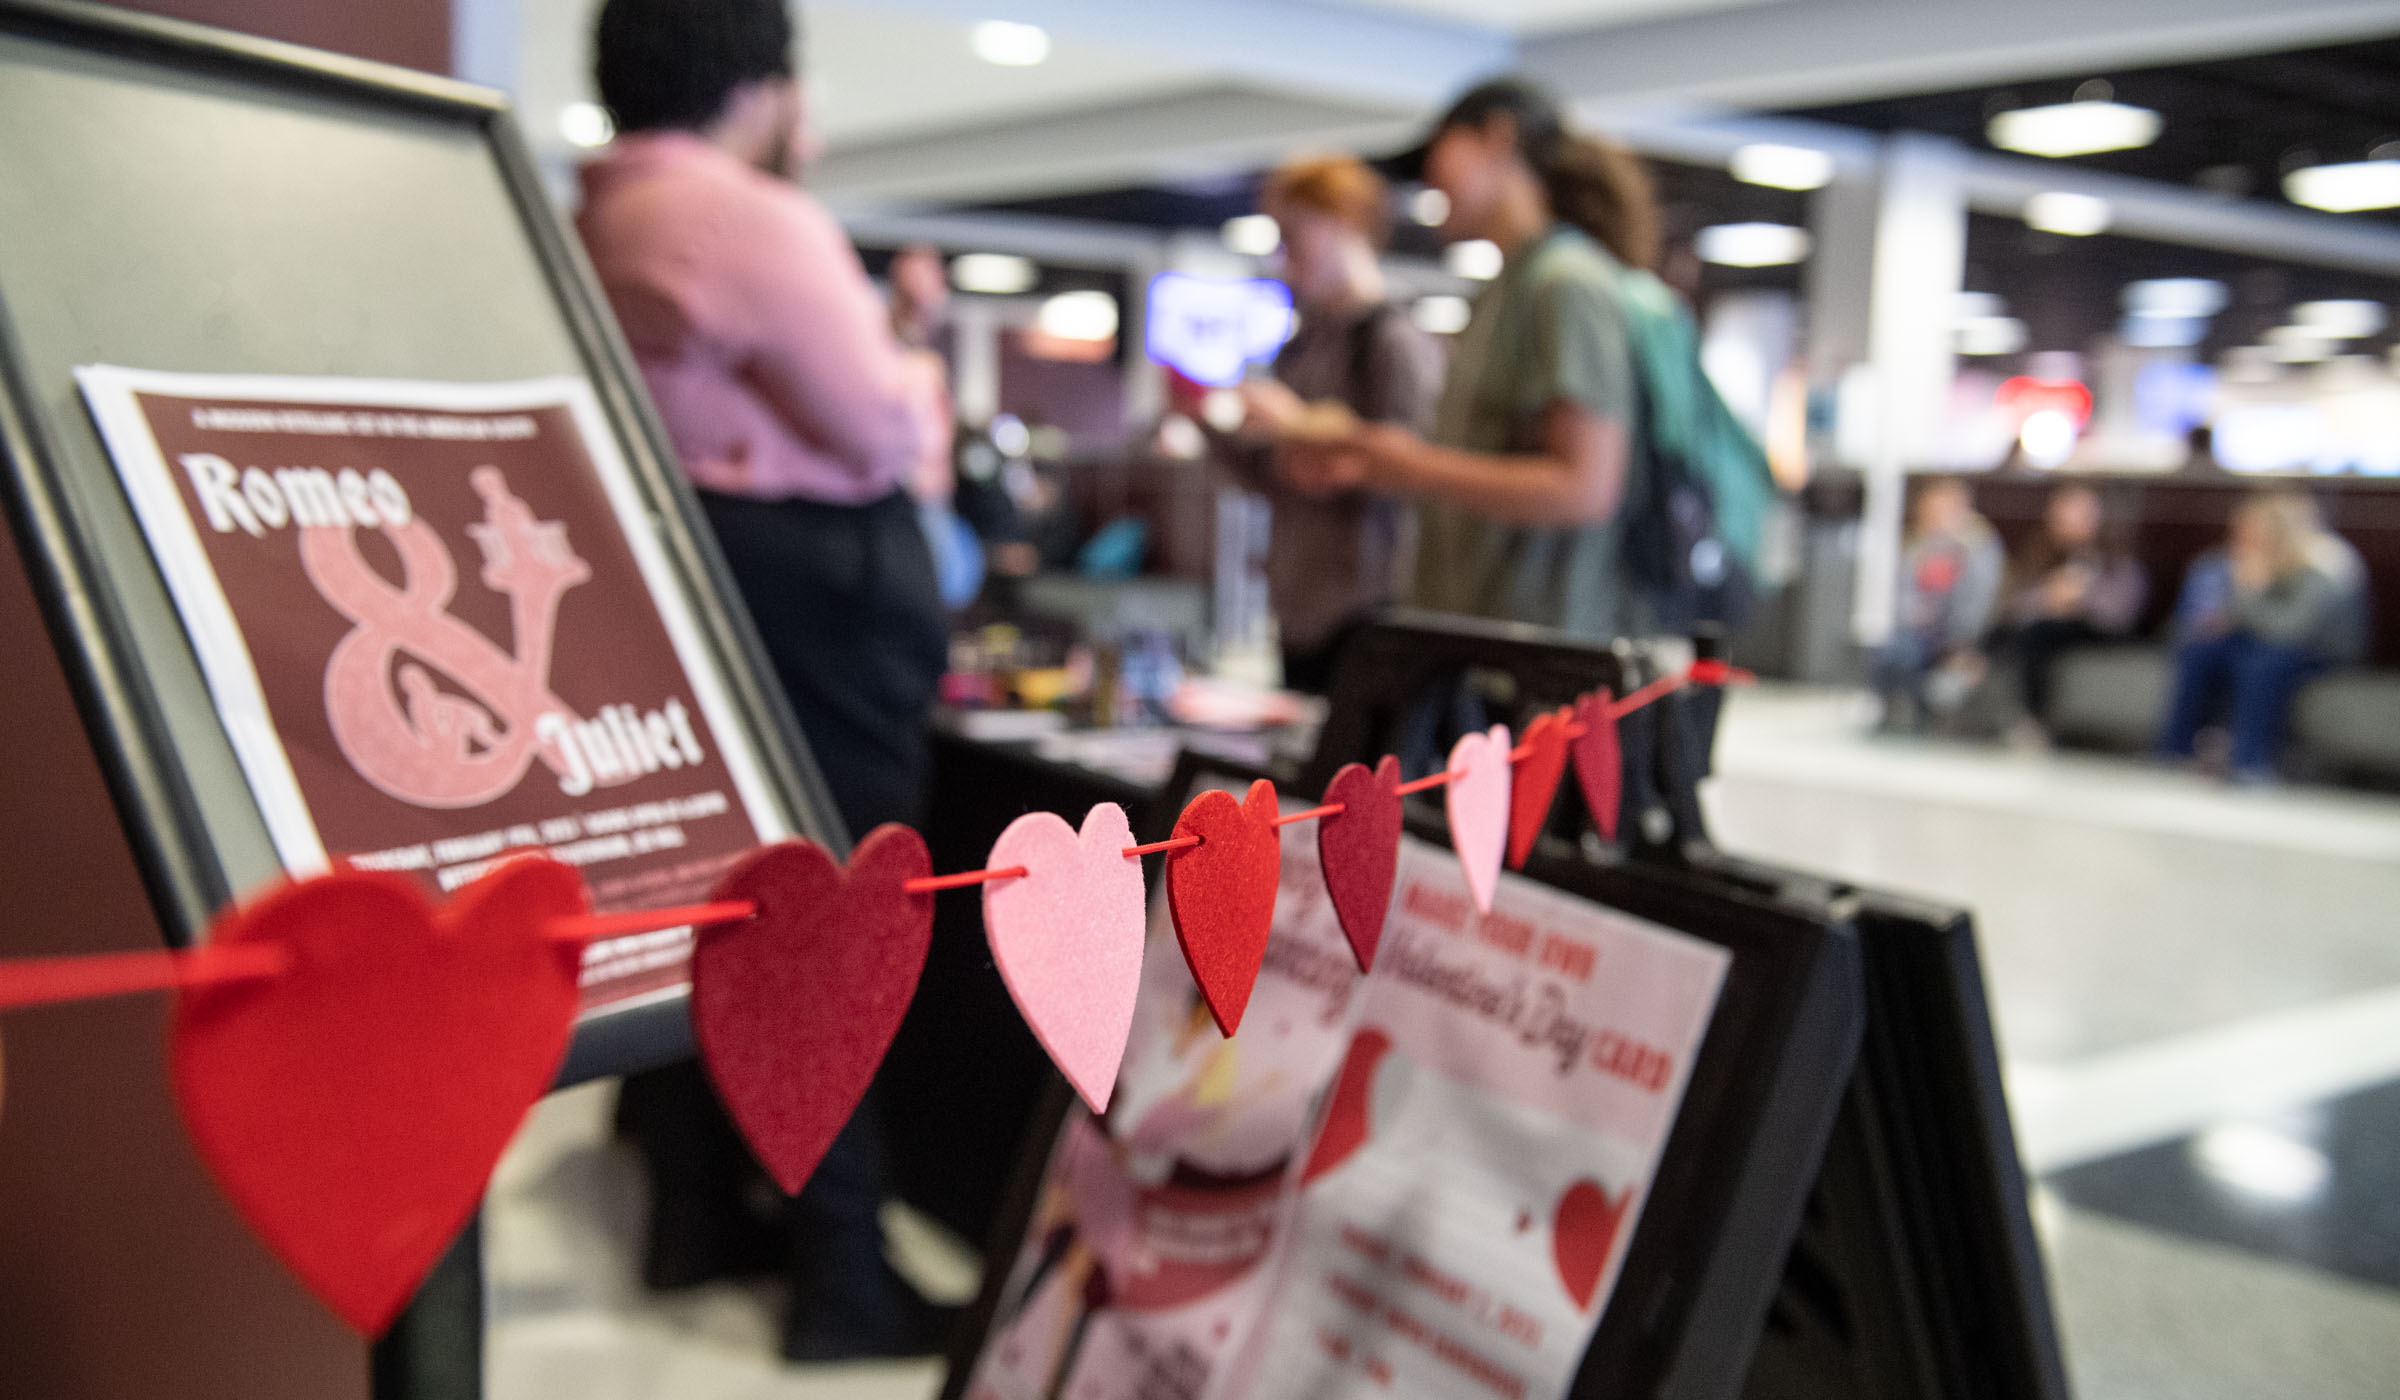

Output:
xmin=579 ymin=0 xmax=952 ymax=1360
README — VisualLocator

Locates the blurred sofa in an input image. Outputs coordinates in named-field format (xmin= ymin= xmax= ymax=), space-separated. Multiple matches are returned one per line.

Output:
xmin=2046 ymin=646 xmax=2400 ymax=787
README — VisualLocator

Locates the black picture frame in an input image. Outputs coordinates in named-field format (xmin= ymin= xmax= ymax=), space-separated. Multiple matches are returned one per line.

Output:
xmin=0 ymin=0 xmax=844 ymax=1082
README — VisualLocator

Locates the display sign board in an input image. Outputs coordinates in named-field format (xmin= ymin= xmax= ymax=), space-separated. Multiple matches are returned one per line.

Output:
xmin=952 ymin=764 xmax=1862 ymax=1400
xmin=77 ymin=368 xmax=789 ymax=1012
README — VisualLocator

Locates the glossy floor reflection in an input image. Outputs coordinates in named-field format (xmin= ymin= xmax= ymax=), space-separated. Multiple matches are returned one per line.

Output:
xmin=1705 ymin=686 xmax=2400 ymax=1399
xmin=487 ymin=683 xmax=2400 ymax=1399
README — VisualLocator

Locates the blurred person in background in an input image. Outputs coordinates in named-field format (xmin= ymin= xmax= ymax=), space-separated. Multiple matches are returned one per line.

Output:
xmin=1211 ymin=152 xmax=1443 ymax=691
xmin=887 ymin=241 xmax=1036 ymax=591
xmin=578 ymin=0 xmax=951 ymax=1359
xmin=1993 ymin=483 xmax=2147 ymax=744
xmin=1872 ymin=479 xmax=2003 ymax=733
xmin=1268 ymin=79 xmax=1666 ymax=642
xmin=2160 ymin=489 xmax=2367 ymax=783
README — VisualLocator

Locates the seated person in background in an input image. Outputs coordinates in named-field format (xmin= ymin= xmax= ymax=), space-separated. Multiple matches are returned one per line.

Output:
xmin=1872 ymin=479 xmax=2003 ymax=732
xmin=1994 ymin=483 xmax=2146 ymax=740
xmin=1209 ymin=152 xmax=1443 ymax=692
xmin=2160 ymin=489 xmax=2367 ymax=783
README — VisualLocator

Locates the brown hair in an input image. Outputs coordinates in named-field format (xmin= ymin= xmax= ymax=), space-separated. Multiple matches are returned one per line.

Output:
xmin=1261 ymin=153 xmax=1392 ymax=246
xmin=1533 ymin=132 xmax=1660 ymax=272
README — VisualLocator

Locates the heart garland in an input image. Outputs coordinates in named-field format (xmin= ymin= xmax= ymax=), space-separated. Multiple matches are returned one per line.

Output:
xmin=171 ymin=858 xmax=588 ymax=1335
xmin=690 ymin=826 xmax=934 ymax=1195
xmin=0 ymin=669 xmax=1743 ymax=1334
xmin=984 ymin=804 xmax=1146 ymax=1113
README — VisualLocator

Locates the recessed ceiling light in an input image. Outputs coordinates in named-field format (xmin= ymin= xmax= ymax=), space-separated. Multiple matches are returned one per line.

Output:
xmin=949 ymin=252 xmax=1038 ymax=295
xmin=1221 ymin=214 xmax=1280 ymax=257
xmin=559 ymin=101 xmax=614 ymax=149
xmin=1729 ymin=143 xmax=1835 ymax=191
xmin=970 ymin=19 xmax=1050 ymax=67
xmin=1412 ymin=295 xmax=1472 ymax=335
xmin=1695 ymin=223 xmax=1812 ymax=267
xmin=2024 ymin=191 xmax=2112 ymax=236
xmin=1409 ymin=187 xmax=1450 ymax=227
xmin=1444 ymin=239 xmax=1504 ymax=279
xmin=2284 ymin=159 xmax=2400 ymax=212
xmin=1987 ymin=100 xmax=2162 ymax=158
xmin=1037 ymin=290 xmax=1119 ymax=342
xmin=2292 ymin=300 xmax=2387 ymax=338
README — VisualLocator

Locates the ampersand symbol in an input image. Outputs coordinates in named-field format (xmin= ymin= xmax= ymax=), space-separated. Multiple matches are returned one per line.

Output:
xmin=303 ymin=468 xmax=594 ymax=808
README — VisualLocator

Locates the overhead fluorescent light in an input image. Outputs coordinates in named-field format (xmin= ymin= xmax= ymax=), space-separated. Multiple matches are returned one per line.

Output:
xmin=1412 ymin=294 xmax=1472 ymax=336
xmin=1409 ymin=188 xmax=1450 ymax=227
xmin=2123 ymin=277 xmax=2227 ymax=318
xmin=1036 ymin=290 xmax=1119 ymax=342
xmin=2292 ymin=299 xmax=2388 ymax=338
xmin=1955 ymin=316 xmax=2027 ymax=356
xmin=2284 ymin=159 xmax=2400 ymax=212
xmin=1695 ymin=223 xmax=1812 ymax=267
xmin=970 ymin=19 xmax=1050 ymax=66
xmin=1444 ymin=239 xmax=1504 ymax=279
xmin=949 ymin=252 xmax=1038 ymax=296
xmin=2265 ymin=325 xmax=2333 ymax=363
xmin=1987 ymin=100 xmax=2162 ymax=158
xmin=1954 ymin=291 xmax=2007 ymax=320
xmin=559 ymin=101 xmax=614 ymax=149
xmin=2024 ymin=191 xmax=2112 ymax=236
xmin=1729 ymin=143 xmax=1834 ymax=191
xmin=1220 ymin=214 xmax=1280 ymax=257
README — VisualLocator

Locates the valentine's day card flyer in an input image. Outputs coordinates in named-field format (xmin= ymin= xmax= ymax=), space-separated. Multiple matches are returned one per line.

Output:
xmin=75 ymin=367 xmax=786 ymax=1010
xmin=1221 ymin=837 xmax=1729 ymax=1400
xmin=961 ymin=788 xmax=1367 ymax=1400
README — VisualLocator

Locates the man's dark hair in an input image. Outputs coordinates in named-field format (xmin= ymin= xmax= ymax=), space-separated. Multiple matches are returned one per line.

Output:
xmin=594 ymin=0 xmax=796 ymax=134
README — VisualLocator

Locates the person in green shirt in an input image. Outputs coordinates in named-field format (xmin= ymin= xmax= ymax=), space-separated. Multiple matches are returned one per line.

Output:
xmin=1283 ymin=78 xmax=1662 ymax=641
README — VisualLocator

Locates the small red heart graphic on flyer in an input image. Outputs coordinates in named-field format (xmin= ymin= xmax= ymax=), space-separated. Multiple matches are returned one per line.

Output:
xmin=692 ymin=826 xmax=933 ymax=1195
xmin=984 ymin=803 xmax=1147 ymax=1114
xmin=171 ymin=858 xmax=587 ymax=1335
xmin=1165 ymin=780 xmax=1281 ymax=1037
xmin=1300 ymin=1027 xmax=1392 ymax=1184
xmin=1446 ymin=725 xmax=1513 ymax=913
xmin=1318 ymin=758 xmax=1403 ymax=971
xmin=1508 ymin=708 xmax=1575 ymax=870
xmin=1552 ymin=1176 xmax=1634 ymax=1312
xmin=1571 ymin=690 xmax=1624 ymax=843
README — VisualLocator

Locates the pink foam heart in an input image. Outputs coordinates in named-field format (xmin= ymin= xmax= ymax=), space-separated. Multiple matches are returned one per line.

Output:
xmin=984 ymin=803 xmax=1147 ymax=1114
xmin=1446 ymin=725 xmax=1512 ymax=913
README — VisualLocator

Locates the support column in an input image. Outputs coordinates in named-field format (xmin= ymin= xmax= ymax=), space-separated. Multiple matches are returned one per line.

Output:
xmin=1813 ymin=132 xmax=1967 ymax=647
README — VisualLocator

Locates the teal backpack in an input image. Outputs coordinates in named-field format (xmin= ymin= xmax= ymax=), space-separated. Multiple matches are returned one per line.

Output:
xmin=1613 ymin=266 xmax=1782 ymax=628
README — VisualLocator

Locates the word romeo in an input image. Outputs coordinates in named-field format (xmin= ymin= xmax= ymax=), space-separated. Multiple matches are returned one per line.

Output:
xmin=180 ymin=452 xmax=413 ymax=536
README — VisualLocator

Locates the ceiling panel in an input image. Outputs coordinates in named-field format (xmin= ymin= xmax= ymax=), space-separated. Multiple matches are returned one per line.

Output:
xmin=1327 ymin=0 xmax=1780 ymax=36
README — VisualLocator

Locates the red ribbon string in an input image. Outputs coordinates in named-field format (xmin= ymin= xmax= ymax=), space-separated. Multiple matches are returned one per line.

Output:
xmin=0 ymin=669 xmax=1767 ymax=1013
xmin=549 ymin=900 xmax=758 ymax=942
xmin=903 ymin=866 xmax=1028 ymax=894
xmin=0 ymin=942 xmax=287 ymax=1013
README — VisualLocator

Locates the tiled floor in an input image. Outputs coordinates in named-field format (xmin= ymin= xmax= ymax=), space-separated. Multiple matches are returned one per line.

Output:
xmin=485 ymin=684 xmax=2400 ymax=1398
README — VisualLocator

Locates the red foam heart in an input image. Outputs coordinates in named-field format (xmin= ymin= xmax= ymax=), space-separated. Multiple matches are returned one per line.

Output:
xmin=1317 ymin=758 xmax=1403 ymax=971
xmin=1164 ymin=780 xmax=1281 ymax=1037
xmin=691 ymin=826 xmax=933 ymax=1195
xmin=1508 ymin=708 xmax=1575 ymax=870
xmin=171 ymin=858 xmax=587 ymax=1334
xmin=1552 ymin=1176 xmax=1634 ymax=1312
xmin=1572 ymin=690 xmax=1624 ymax=843
xmin=1300 ymin=1026 xmax=1391 ymax=1184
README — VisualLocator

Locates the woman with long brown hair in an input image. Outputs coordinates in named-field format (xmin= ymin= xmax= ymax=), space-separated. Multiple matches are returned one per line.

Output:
xmin=1278 ymin=78 xmax=1665 ymax=640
